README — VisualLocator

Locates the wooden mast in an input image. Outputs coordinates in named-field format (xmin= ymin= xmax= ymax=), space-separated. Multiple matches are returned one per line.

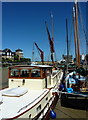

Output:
xmin=45 ymin=21 xmax=55 ymax=65
xmin=51 ymin=12 xmax=55 ymax=63
xmin=73 ymin=0 xmax=80 ymax=67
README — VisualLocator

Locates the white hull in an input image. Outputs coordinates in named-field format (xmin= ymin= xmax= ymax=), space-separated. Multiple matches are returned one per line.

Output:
xmin=0 ymin=65 xmax=63 ymax=119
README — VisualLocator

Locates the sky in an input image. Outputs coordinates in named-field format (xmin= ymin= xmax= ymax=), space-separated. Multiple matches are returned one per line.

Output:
xmin=2 ymin=2 xmax=87 ymax=61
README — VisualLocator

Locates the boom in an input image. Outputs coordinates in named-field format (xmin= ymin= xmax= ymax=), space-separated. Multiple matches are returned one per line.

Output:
xmin=34 ymin=42 xmax=44 ymax=64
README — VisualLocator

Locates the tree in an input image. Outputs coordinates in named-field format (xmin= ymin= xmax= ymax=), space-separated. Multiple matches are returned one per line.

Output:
xmin=14 ymin=55 xmax=19 ymax=61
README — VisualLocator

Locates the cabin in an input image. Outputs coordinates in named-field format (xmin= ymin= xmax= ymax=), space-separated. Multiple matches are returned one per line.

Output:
xmin=8 ymin=65 xmax=61 ymax=90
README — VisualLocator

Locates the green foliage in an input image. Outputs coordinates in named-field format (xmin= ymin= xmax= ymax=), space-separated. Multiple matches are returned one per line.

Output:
xmin=14 ymin=55 xmax=19 ymax=61
xmin=20 ymin=58 xmax=31 ymax=62
xmin=2 ymin=58 xmax=13 ymax=63
xmin=2 ymin=57 xmax=31 ymax=63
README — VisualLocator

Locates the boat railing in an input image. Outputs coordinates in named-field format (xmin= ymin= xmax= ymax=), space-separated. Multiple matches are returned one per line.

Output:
xmin=51 ymin=70 xmax=63 ymax=88
xmin=51 ymin=70 xmax=62 ymax=79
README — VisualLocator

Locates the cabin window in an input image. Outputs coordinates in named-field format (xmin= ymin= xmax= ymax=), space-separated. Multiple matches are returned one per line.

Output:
xmin=10 ymin=69 xmax=19 ymax=77
xmin=20 ymin=69 xmax=29 ymax=77
xmin=46 ymin=69 xmax=51 ymax=76
xmin=42 ymin=69 xmax=46 ymax=77
xmin=31 ymin=69 xmax=40 ymax=77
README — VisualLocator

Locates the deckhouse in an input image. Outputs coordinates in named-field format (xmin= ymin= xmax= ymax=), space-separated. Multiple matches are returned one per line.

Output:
xmin=8 ymin=65 xmax=61 ymax=90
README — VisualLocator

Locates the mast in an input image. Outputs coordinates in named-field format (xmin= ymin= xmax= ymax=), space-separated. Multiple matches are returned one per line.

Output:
xmin=66 ymin=18 xmax=69 ymax=72
xmin=51 ymin=12 xmax=57 ymax=63
xmin=32 ymin=41 xmax=35 ymax=63
xmin=51 ymin=12 xmax=55 ymax=63
xmin=73 ymin=1 xmax=80 ymax=67
xmin=51 ymin=12 xmax=54 ymax=42
xmin=45 ymin=21 xmax=55 ymax=65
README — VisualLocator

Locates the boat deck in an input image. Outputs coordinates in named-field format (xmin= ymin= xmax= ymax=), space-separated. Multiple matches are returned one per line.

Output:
xmin=50 ymin=98 xmax=88 ymax=119
xmin=1 ymin=88 xmax=49 ymax=119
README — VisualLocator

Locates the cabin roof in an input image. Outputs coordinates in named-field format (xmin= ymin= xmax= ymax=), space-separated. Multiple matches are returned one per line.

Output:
xmin=9 ymin=64 xmax=52 ymax=69
xmin=30 ymin=64 xmax=52 ymax=68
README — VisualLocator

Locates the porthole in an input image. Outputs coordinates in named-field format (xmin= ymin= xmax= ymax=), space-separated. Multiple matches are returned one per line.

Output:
xmin=36 ymin=104 xmax=41 ymax=112
xmin=29 ymin=114 xmax=31 ymax=119
xmin=46 ymin=97 xmax=48 ymax=101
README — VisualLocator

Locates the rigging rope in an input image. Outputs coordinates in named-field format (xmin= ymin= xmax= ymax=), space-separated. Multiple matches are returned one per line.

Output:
xmin=78 ymin=3 xmax=87 ymax=54
xmin=78 ymin=3 xmax=88 ymax=68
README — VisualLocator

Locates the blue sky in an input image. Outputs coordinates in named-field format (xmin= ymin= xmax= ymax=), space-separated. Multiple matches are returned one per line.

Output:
xmin=2 ymin=2 xmax=86 ymax=61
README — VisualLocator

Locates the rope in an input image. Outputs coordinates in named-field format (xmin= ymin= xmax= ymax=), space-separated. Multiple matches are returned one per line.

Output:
xmin=78 ymin=3 xmax=87 ymax=54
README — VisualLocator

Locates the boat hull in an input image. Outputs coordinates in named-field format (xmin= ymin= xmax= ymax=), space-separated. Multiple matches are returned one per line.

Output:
xmin=44 ymin=92 xmax=59 ymax=120
xmin=19 ymin=92 xmax=59 ymax=120
xmin=61 ymin=93 xmax=88 ymax=110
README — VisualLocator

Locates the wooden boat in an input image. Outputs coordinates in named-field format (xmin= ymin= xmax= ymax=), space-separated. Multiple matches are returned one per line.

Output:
xmin=0 ymin=64 xmax=63 ymax=119
xmin=60 ymin=1 xmax=88 ymax=109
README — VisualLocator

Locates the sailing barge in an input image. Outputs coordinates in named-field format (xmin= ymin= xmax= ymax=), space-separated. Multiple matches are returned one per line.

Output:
xmin=60 ymin=1 xmax=88 ymax=109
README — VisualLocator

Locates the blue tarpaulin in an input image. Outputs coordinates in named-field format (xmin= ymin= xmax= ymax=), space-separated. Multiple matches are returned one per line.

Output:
xmin=66 ymin=88 xmax=73 ymax=93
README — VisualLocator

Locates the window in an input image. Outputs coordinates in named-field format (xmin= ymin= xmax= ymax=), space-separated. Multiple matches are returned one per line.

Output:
xmin=43 ymin=69 xmax=46 ymax=77
xmin=20 ymin=69 xmax=29 ymax=77
xmin=7 ymin=52 xmax=9 ymax=55
xmin=46 ymin=69 xmax=51 ymax=76
xmin=31 ymin=69 xmax=40 ymax=77
xmin=10 ymin=69 xmax=19 ymax=77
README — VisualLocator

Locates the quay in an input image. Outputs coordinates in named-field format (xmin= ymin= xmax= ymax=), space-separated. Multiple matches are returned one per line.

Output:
xmin=50 ymin=98 xmax=88 ymax=119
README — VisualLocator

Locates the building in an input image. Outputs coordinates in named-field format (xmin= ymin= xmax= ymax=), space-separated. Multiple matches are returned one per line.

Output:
xmin=1 ymin=48 xmax=15 ymax=59
xmin=15 ymin=49 xmax=23 ymax=60
xmin=0 ymin=48 xmax=23 ymax=60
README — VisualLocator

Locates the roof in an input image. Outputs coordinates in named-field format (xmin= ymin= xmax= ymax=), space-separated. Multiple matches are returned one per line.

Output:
xmin=3 ymin=48 xmax=12 ymax=52
xmin=15 ymin=49 xmax=23 ymax=52
xmin=30 ymin=64 xmax=52 ymax=68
